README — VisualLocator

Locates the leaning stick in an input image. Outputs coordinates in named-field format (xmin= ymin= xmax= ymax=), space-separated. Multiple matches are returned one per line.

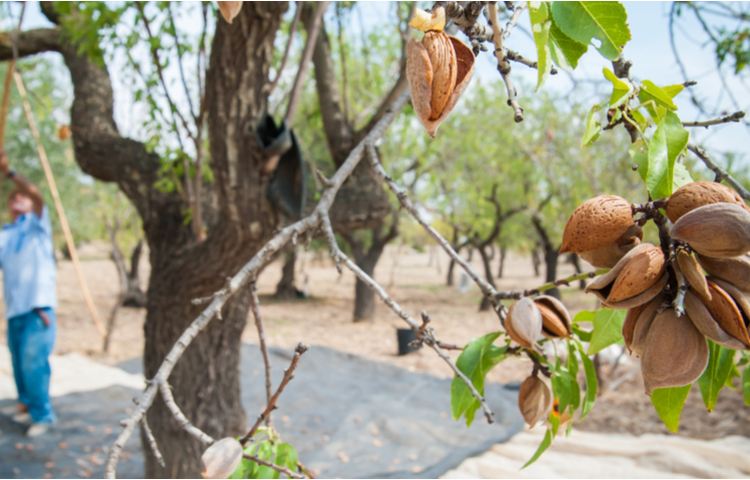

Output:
xmin=0 ymin=60 xmax=14 ymax=149
xmin=13 ymin=70 xmax=106 ymax=338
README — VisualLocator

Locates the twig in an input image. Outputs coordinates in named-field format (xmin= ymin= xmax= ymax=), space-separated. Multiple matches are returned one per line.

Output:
xmin=104 ymin=90 xmax=411 ymax=479
xmin=158 ymin=380 xmax=214 ymax=445
xmin=321 ymin=216 xmax=494 ymax=423
xmin=488 ymin=3 xmax=523 ymax=122
xmin=249 ymin=283 xmax=273 ymax=426
xmin=240 ymin=343 xmax=309 ymax=445
xmin=242 ymin=454 xmax=305 ymax=479
xmin=285 ymin=1 xmax=331 ymax=127
xmin=687 ymin=144 xmax=750 ymax=201
xmin=440 ymin=1 xmax=495 ymax=42
xmin=365 ymin=144 xmax=500 ymax=311
xmin=266 ymin=1 xmax=303 ymax=95
xmin=683 ymin=111 xmax=746 ymax=128
xmin=506 ymin=48 xmax=558 ymax=74
xmin=494 ymin=269 xmax=611 ymax=300
xmin=503 ymin=2 xmax=526 ymax=39
xmin=141 ymin=418 xmax=165 ymax=468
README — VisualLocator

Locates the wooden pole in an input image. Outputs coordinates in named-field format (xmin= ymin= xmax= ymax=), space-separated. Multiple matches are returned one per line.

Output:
xmin=13 ymin=70 xmax=106 ymax=338
xmin=0 ymin=59 xmax=15 ymax=149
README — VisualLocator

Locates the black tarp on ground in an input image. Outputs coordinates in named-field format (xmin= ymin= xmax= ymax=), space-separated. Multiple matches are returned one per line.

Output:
xmin=2 ymin=344 xmax=523 ymax=479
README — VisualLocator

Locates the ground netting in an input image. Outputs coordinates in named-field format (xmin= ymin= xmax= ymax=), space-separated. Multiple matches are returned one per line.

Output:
xmin=1 ymin=344 xmax=523 ymax=478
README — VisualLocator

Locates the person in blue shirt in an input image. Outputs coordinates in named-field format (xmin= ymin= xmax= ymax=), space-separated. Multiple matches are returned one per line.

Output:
xmin=0 ymin=151 xmax=57 ymax=437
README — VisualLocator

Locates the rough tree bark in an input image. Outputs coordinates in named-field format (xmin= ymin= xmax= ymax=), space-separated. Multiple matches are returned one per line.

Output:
xmin=8 ymin=4 xmax=289 ymax=477
xmin=532 ymin=215 xmax=561 ymax=299
xmin=274 ymin=243 xmax=299 ymax=300
xmin=497 ymin=244 xmax=507 ymax=279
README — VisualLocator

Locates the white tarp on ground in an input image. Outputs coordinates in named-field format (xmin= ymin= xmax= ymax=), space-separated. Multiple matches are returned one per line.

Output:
xmin=0 ymin=345 xmax=145 ymax=400
xmin=445 ymin=428 xmax=750 ymax=479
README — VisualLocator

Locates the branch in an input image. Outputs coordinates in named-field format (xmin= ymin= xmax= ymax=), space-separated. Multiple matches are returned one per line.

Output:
xmin=285 ymin=1 xmax=331 ymax=127
xmin=687 ymin=144 xmax=750 ymax=201
xmin=494 ymin=268 xmax=610 ymax=300
xmin=320 ymin=213 xmax=495 ymax=423
xmin=158 ymin=380 xmax=214 ymax=445
xmin=506 ymin=48 xmax=558 ymax=74
xmin=0 ymin=28 xmax=61 ymax=61
xmin=488 ymin=3 xmax=523 ymax=122
xmin=240 ymin=343 xmax=309 ymax=445
xmin=249 ymin=282 xmax=273 ymax=426
xmin=141 ymin=418 xmax=165 ymax=469
xmin=266 ymin=1 xmax=303 ymax=95
xmin=440 ymin=1 xmax=494 ymax=43
xmin=683 ymin=111 xmax=746 ymax=128
xmin=242 ymin=454 xmax=304 ymax=480
xmin=104 ymin=90 xmax=411 ymax=479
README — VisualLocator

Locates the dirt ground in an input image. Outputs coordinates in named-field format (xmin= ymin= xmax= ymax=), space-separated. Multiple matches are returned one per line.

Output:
xmin=1 ymin=241 xmax=748 ymax=441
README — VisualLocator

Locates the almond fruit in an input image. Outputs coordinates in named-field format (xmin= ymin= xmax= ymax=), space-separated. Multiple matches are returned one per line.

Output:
xmin=534 ymin=295 xmax=571 ymax=339
xmin=407 ymin=7 xmax=475 ymax=138
xmin=641 ymin=308 xmax=709 ymax=395
xmin=622 ymin=292 xmax=664 ymax=357
xmin=578 ymin=224 xmax=643 ymax=269
xmin=696 ymin=254 xmax=750 ymax=294
xmin=671 ymin=203 xmax=750 ymax=258
xmin=505 ymin=297 xmax=542 ymax=349
xmin=586 ymin=243 xmax=667 ymax=309
xmin=666 ymin=181 xmax=749 ymax=223
xmin=202 ymin=438 xmax=243 ymax=479
xmin=559 ymin=196 xmax=634 ymax=254
xmin=677 ymin=249 xmax=711 ymax=303
xmin=684 ymin=291 xmax=747 ymax=351
xmin=518 ymin=375 xmax=552 ymax=427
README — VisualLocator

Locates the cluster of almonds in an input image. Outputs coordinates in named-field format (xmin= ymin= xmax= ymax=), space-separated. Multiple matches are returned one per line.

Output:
xmin=506 ymin=296 xmax=572 ymax=427
xmin=560 ymin=181 xmax=750 ymax=394
xmin=406 ymin=7 xmax=475 ymax=138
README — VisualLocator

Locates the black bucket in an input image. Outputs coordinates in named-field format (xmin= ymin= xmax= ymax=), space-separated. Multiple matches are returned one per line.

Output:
xmin=397 ymin=329 xmax=419 ymax=356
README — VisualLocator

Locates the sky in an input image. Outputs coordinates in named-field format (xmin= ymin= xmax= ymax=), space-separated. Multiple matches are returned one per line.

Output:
xmin=9 ymin=1 xmax=750 ymax=165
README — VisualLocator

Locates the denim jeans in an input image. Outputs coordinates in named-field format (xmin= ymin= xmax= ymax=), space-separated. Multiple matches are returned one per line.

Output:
xmin=7 ymin=307 xmax=56 ymax=424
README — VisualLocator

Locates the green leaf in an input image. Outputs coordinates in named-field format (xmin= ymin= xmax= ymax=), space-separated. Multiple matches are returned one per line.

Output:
xmin=277 ymin=443 xmax=298 ymax=471
xmin=646 ymin=111 xmax=689 ymax=200
xmin=725 ymin=362 xmax=741 ymax=391
xmin=650 ymin=384 xmax=692 ymax=432
xmin=566 ymin=341 xmax=579 ymax=378
xmin=522 ymin=429 xmax=552 ymax=469
xmin=550 ymin=360 xmax=577 ymax=414
xmin=743 ymin=366 xmax=750 ymax=406
xmin=629 ymin=140 xmax=649 ymax=183
xmin=603 ymin=68 xmax=633 ymax=108
xmin=257 ymin=442 xmax=279 ymax=479
xmin=673 ymin=162 xmax=694 ymax=191
xmin=451 ymin=333 xmax=508 ymax=426
xmin=573 ymin=310 xmax=595 ymax=324
xmin=577 ymin=341 xmax=598 ymax=419
xmin=550 ymin=1 xmax=631 ymax=61
xmin=630 ymin=107 xmax=649 ymax=126
xmin=572 ymin=324 xmax=592 ymax=343
xmin=529 ymin=2 xmax=553 ymax=90
xmin=581 ymin=104 xmax=602 ymax=147
xmin=638 ymin=80 xmax=677 ymax=123
xmin=662 ymin=84 xmax=685 ymax=98
xmin=548 ymin=10 xmax=588 ymax=70
xmin=698 ymin=340 xmax=736 ymax=412
xmin=587 ymin=308 xmax=626 ymax=355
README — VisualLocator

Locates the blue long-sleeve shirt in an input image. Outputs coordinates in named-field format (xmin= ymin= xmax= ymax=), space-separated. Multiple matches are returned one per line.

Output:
xmin=0 ymin=206 xmax=57 ymax=319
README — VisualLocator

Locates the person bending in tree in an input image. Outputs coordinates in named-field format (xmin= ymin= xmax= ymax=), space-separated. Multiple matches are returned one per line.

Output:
xmin=0 ymin=151 xmax=57 ymax=436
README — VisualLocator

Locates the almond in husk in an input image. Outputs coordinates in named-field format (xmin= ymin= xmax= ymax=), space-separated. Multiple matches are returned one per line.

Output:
xmin=666 ymin=181 xmax=750 ymax=223
xmin=622 ymin=292 xmax=664 ymax=357
xmin=559 ymin=195 xmax=634 ymax=255
xmin=533 ymin=295 xmax=571 ymax=339
xmin=202 ymin=438 xmax=243 ymax=479
xmin=505 ymin=297 xmax=542 ymax=349
xmin=696 ymin=253 xmax=750 ymax=294
xmin=585 ymin=243 xmax=667 ymax=310
xmin=671 ymin=203 xmax=750 ymax=258
xmin=578 ymin=224 xmax=643 ymax=269
xmin=518 ymin=375 xmax=552 ymax=427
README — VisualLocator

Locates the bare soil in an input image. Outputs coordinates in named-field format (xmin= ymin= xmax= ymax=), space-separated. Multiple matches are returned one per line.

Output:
xmin=1 ymin=241 xmax=748 ymax=440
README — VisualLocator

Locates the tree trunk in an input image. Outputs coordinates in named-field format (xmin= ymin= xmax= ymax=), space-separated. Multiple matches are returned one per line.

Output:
xmin=543 ymin=247 xmax=560 ymax=298
xmin=447 ymin=258 xmax=456 ymax=286
xmin=478 ymin=245 xmax=497 ymax=311
xmin=531 ymin=244 xmax=541 ymax=277
xmin=497 ymin=244 xmax=507 ymax=279
xmin=346 ymin=221 xmax=397 ymax=322
xmin=274 ymin=244 xmax=298 ymax=300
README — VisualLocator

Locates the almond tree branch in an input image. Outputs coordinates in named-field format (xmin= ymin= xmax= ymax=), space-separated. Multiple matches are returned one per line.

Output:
xmin=489 ymin=2 xmax=523 ymax=122
xmin=242 ymin=454 xmax=305 ymax=479
xmin=285 ymin=1 xmax=331 ymax=126
xmin=249 ymin=282 xmax=273 ymax=426
xmin=140 ymin=418 xmax=165 ymax=469
xmin=158 ymin=380 xmax=214 ymax=445
xmin=266 ymin=1 xmax=303 ymax=95
xmin=320 ymin=213 xmax=495 ymax=423
xmin=683 ymin=111 xmax=746 ymax=127
xmin=687 ymin=144 xmax=750 ymax=200
xmin=104 ymin=90 xmax=410 ymax=479
xmin=240 ymin=343 xmax=309 ymax=445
